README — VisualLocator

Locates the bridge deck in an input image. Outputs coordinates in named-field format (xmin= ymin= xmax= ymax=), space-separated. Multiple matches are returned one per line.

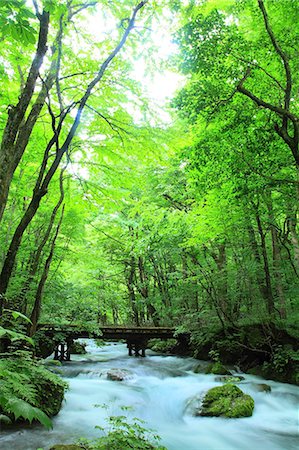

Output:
xmin=38 ymin=324 xmax=176 ymax=340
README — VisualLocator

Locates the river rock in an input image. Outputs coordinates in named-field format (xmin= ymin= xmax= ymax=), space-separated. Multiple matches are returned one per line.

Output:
xmin=197 ymin=384 xmax=254 ymax=418
xmin=70 ymin=341 xmax=87 ymax=355
xmin=205 ymin=362 xmax=230 ymax=375
xmin=253 ymin=383 xmax=272 ymax=393
xmin=215 ymin=375 xmax=245 ymax=383
xmin=194 ymin=363 xmax=207 ymax=374
xmin=106 ymin=368 xmax=133 ymax=381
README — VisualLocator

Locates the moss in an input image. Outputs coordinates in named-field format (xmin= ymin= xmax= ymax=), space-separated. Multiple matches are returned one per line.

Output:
xmin=200 ymin=384 xmax=254 ymax=418
xmin=215 ymin=375 xmax=245 ymax=383
xmin=194 ymin=363 xmax=206 ymax=374
xmin=70 ymin=341 xmax=86 ymax=355
xmin=148 ymin=339 xmax=177 ymax=353
xmin=34 ymin=366 xmax=66 ymax=416
xmin=205 ymin=362 xmax=230 ymax=375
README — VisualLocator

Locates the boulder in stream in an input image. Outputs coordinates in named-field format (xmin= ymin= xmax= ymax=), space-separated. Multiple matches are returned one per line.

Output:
xmin=205 ymin=362 xmax=230 ymax=375
xmin=70 ymin=341 xmax=87 ymax=355
xmin=106 ymin=368 xmax=133 ymax=381
xmin=252 ymin=383 xmax=272 ymax=393
xmin=215 ymin=375 xmax=245 ymax=383
xmin=197 ymin=384 xmax=254 ymax=418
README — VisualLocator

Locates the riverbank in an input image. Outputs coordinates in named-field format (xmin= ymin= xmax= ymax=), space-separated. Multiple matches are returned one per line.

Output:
xmin=168 ymin=321 xmax=299 ymax=386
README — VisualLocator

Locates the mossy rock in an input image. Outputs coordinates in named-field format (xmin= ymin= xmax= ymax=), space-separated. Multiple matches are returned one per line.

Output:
xmin=215 ymin=375 xmax=245 ymax=383
xmin=34 ymin=366 xmax=66 ymax=416
xmin=148 ymin=338 xmax=177 ymax=353
xmin=205 ymin=362 xmax=230 ymax=375
xmin=194 ymin=363 xmax=207 ymax=374
xmin=43 ymin=359 xmax=62 ymax=367
xmin=70 ymin=341 xmax=86 ymax=355
xmin=199 ymin=384 xmax=254 ymax=418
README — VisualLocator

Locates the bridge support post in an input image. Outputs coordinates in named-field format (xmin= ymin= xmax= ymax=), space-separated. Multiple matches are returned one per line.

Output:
xmin=54 ymin=339 xmax=71 ymax=362
xmin=127 ymin=339 xmax=147 ymax=357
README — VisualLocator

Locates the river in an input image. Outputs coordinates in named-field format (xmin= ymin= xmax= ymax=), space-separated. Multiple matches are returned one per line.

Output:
xmin=0 ymin=340 xmax=298 ymax=450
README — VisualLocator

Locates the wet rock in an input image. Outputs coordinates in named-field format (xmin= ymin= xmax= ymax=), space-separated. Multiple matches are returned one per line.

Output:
xmin=215 ymin=375 xmax=245 ymax=383
xmin=185 ymin=394 xmax=203 ymax=416
xmin=253 ymin=383 xmax=272 ymax=393
xmin=205 ymin=362 xmax=230 ymax=375
xmin=70 ymin=341 xmax=87 ymax=355
xmin=43 ymin=359 xmax=62 ymax=367
xmin=106 ymin=368 xmax=133 ymax=381
xmin=193 ymin=363 xmax=207 ymax=374
xmin=197 ymin=384 xmax=254 ymax=418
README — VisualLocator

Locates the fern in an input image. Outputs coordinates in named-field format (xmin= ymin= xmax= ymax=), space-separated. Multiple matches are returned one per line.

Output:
xmin=1 ymin=396 xmax=52 ymax=429
xmin=0 ymin=355 xmax=66 ymax=428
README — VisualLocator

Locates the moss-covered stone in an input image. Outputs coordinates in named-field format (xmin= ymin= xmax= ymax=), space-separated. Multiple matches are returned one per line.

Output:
xmin=148 ymin=338 xmax=177 ymax=353
xmin=34 ymin=366 xmax=66 ymax=416
xmin=205 ymin=362 xmax=230 ymax=375
xmin=199 ymin=384 xmax=254 ymax=418
xmin=215 ymin=375 xmax=245 ymax=383
xmin=70 ymin=341 xmax=86 ymax=355
xmin=194 ymin=363 xmax=207 ymax=374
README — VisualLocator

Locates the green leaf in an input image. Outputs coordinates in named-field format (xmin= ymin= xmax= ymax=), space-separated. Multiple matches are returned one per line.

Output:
xmin=0 ymin=414 xmax=12 ymax=424
xmin=6 ymin=398 xmax=52 ymax=429
xmin=4 ymin=309 xmax=32 ymax=324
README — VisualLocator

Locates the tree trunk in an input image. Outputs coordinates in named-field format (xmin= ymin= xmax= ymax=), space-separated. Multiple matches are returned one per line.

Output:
xmin=28 ymin=205 xmax=65 ymax=336
xmin=126 ymin=257 xmax=139 ymax=326
xmin=14 ymin=170 xmax=65 ymax=313
xmin=137 ymin=256 xmax=160 ymax=326
xmin=0 ymin=10 xmax=50 ymax=222
xmin=266 ymin=196 xmax=287 ymax=319
xmin=255 ymin=209 xmax=275 ymax=315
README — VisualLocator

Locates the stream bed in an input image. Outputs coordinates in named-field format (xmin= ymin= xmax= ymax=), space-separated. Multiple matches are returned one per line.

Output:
xmin=0 ymin=340 xmax=298 ymax=450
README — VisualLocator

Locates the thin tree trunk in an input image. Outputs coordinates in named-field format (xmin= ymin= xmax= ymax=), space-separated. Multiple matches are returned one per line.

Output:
xmin=14 ymin=170 xmax=65 ymax=313
xmin=126 ymin=257 xmax=139 ymax=326
xmin=255 ymin=210 xmax=275 ymax=315
xmin=28 ymin=205 xmax=65 ymax=336
xmin=266 ymin=195 xmax=287 ymax=319
xmin=137 ymin=256 xmax=160 ymax=326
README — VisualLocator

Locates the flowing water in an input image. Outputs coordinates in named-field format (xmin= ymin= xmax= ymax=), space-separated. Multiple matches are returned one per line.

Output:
xmin=0 ymin=340 xmax=298 ymax=450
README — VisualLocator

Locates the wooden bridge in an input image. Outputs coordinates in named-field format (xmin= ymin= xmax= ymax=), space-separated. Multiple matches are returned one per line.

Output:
xmin=38 ymin=324 xmax=188 ymax=361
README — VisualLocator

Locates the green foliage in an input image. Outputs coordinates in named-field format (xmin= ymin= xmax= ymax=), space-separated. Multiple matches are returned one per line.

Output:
xmin=0 ymin=351 xmax=67 ymax=428
xmin=0 ymin=0 xmax=37 ymax=45
xmin=78 ymin=409 xmax=167 ymax=450
xmin=148 ymin=339 xmax=176 ymax=353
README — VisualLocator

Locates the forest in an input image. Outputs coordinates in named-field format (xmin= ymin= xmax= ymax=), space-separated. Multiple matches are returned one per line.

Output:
xmin=0 ymin=1 xmax=298 ymax=450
